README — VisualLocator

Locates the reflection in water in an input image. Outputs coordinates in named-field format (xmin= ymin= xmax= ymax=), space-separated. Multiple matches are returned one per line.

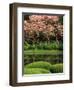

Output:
xmin=24 ymin=54 xmax=63 ymax=65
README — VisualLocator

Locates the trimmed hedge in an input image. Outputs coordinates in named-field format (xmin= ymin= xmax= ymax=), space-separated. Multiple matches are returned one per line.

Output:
xmin=50 ymin=63 xmax=63 ymax=73
xmin=25 ymin=61 xmax=52 ymax=70
xmin=24 ymin=68 xmax=50 ymax=74
xmin=24 ymin=61 xmax=63 ymax=74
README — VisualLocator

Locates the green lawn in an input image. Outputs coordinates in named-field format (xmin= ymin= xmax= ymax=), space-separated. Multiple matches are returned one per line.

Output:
xmin=24 ymin=50 xmax=63 ymax=55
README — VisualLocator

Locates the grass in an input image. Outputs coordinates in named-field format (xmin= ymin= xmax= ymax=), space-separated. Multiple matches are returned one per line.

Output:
xmin=24 ymin=50 xmax=63 ymax=55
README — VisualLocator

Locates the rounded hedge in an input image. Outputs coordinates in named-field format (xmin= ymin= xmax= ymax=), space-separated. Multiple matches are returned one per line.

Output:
xmin=24 ymin=68 xmax=50 ymax=74
xmin=25 ymin=61 xmax=52 ymax=70
xmin=50 ymin=63 xmax=63 ymax=73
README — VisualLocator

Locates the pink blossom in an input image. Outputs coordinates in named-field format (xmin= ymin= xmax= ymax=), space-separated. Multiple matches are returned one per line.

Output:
xmin=24 ymin=15 xmax=63 ymax=41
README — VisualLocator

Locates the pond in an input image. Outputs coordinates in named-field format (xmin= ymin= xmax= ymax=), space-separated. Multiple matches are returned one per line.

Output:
xmin=24 ymin=54 xmax=63 ymax=65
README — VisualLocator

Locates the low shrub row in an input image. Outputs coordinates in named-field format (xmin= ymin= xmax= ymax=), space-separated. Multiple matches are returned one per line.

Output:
xmin=24 ymin=41 xmax=63 ymax=50
xmin=24 ymin=61 xmax=63 ymax=74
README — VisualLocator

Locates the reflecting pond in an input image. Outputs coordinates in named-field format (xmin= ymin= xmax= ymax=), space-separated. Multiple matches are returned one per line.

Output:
xmin=24 ymin=54 xmax=63 ymax=65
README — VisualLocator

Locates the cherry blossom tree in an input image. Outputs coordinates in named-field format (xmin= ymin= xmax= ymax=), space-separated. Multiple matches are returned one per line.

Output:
xmin=24 ymin=15 xmax=63 ymax=44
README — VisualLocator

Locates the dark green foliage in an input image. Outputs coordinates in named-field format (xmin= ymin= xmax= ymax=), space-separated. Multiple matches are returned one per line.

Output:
xmin=50 ymin=63 xmax=63 ymax=73
xmin=59 ymin=16 xmax=63 ymax=25
xmin=59 ymin=43 xmax=63 ymax=50
xmin=24 ymin=68 xmax=50 ymax=74
xmin=24 ymin=41 xmax=30 ymax=50
xmin=25 ymin=61 xmax=52 ymax=70
xmin=24 ymin=42 xmax=63 ymax=50
xmin=47 ymin=42 xmax=59 ymax=50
